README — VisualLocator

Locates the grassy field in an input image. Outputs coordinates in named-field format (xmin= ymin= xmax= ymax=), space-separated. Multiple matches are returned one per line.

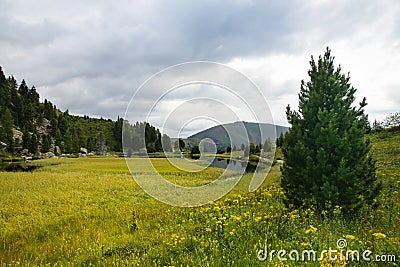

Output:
xmin=0 ymin=131 xmax=399 ymax=266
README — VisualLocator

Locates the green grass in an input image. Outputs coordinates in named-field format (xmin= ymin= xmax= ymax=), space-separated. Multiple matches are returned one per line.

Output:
xmin=0 ymin=131 xmax=399 ymax=266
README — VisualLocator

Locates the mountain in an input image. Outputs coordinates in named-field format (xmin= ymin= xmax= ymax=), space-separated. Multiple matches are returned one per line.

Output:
xmin=187 ymin=121 xmax=288 ymax=149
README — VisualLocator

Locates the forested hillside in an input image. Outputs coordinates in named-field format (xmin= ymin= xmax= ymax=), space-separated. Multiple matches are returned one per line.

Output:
xmin=188 ymin=121 xmax=288 ymax=149
xmin=0 ymin=66 xmax=141 ymax=157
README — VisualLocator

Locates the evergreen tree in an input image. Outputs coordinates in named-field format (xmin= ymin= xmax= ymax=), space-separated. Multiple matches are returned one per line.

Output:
xmin=255 ymin=144 xmax=261 ymax=154
xmin=161 ymin=134 xmax=172 ymax=152
xmin=264 ymin=137 xmax=273 ymax=152
xmin=11 ymin=90 xmax=23 ymax=127
xmin=95 ymin=131 xmax=107 ymax=155
xmin=281 ymin=48 xmax=380 ymax=216
xmin=55 ymin=128 xmax=62 ymax=147
xmin=41 ymin=134 xmax=51 ymax=153
xmin=174 ymin=140 xmax=180 ymax=151
xmin=155 ymin=132 xmax=162 ymax=152
xmin=59 ymin=141 xmax=65 ymax=153
xmin=50 ymin=117 xmax=58 ymax=137
xmin=112 ymin=116 xmax=123 ymax=151
xmin=249 ymin=142 xmax=256 ymax=154
xmin=63 ymin=129 xmax=73 ymax=153
xmin=0 ymin=67 xmax=6 ymax=93
xmin=29 ymin=133 xmax=39 ymax=154
xmin=86 ymin=136 xmax=95 ymax=152
xmin=276 ymin=132 xmax=285 ymax=147
xmin=0 ymin=108 xmax=14 ymax=153
xmin=57 ymin=113 xmax=69 ymax=136
xmin=190 ymin=145 xmax=200 ymax=155
xmin=22 ymin=129 xmax=31 ymax=150
xmin=17 ymin=79 xmax=29 ymax=127
xmin=178 ymin=138 xmax=185 ymax=152
xmin=43 ymin=99 xmax=55 ymax=121
xmin=372 ymin=119 xmax=382 ymax=131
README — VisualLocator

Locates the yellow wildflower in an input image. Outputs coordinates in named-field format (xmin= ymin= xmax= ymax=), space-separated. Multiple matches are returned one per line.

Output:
xmin=230 ymin=215 xmax=241 ymax=221
xmin=372 ymin=232 xmax=387 ymax=239
xmin=254 ymin=216 xmax=262 ymax=222
xmin=305 ymin=225 xmax=317 ymax=234
xmin=320 ymin=250 xmax=346 ymax=267
xmin=345 ymin=234 xmax=356 ymax=240
xmin=301 ymin=242 xmax=310 ymax=247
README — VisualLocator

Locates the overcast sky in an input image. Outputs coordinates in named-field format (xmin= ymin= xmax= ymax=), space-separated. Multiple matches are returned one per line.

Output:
xmin=1 ymin=0 xmax=399 ymax=136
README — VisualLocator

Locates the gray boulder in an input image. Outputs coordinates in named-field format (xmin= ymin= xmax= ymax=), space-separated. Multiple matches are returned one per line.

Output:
xmin=41 ymin=152 xmax=55 ymax=159
xmin=55 ymin=146 xmax=61 ymax=155
xmin=13 ymin=129 xmax=23 ymax=141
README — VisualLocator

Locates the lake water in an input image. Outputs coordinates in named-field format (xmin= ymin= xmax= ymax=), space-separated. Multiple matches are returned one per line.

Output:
xmin=196 ymin=157 xmax=259 ymax=173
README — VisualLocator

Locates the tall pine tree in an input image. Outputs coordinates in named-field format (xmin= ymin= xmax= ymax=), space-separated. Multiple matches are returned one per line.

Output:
xmin=29 ymin=133 xmax=39 ymax=154
xmin=281 ymin=48 xmax=380 ymax=216
xmin=0 ymin=108 xmax=14 ymax=153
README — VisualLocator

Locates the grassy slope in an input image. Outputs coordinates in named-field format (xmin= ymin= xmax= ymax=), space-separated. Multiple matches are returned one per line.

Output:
xmin=0 ymin=131 xmax=399 ymax=266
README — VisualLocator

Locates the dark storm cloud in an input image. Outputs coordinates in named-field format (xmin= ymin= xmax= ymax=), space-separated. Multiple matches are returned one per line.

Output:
xmin=0 ymin=0 xmax=398 ymax=129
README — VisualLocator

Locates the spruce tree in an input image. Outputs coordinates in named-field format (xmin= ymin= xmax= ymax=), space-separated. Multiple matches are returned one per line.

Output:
xmin=112 ymin=117 xmax=123 ymax=151
xmin=276 ymin=132 xmax=285 ymax=147
xmin=178 ymin=138 xmax=185 ymax=152
xmin=22 ymin=129 xmax=31 ymax=150
xmin=29 ymin=133 xmax=39 ymax=154
xmin=281 ymin=48 xmax=380 ymax=216
xmin=0 ymin=108 xmax=14 ymax=153
xmin=41 ymin=134 xmax=51 ymax=153
xmin=95 ymin=132 xmax=107 ymax=155
xmin=55 ymin=128 xmax=62 ymax=147
xmin=63 ymin=129 xmax=73 ymax=154
xmin=264 ymin=137 xmax=273 ymax=152
xmin=249 ymin=142 xmax=256 ymax=155
xmin=161 ymin=134 xmax=172 ymax=152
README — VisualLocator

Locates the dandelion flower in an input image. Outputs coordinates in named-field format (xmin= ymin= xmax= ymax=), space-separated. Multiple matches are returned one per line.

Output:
xmin=305 ymin=225 xmax=317 ymax=234
xmin=345 ymin=234 xmax=356 ymax=240
xmin=372 ymin=233 xmax=387 ymax=239
xmin=254 ymin=216 xmax=262 ymax=222
xmin=171 ymin=234 xmax=178 ymax=238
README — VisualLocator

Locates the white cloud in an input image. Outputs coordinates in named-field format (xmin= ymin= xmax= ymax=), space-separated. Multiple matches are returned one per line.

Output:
xmin=0 ymin=0 xmax=399 ymax=135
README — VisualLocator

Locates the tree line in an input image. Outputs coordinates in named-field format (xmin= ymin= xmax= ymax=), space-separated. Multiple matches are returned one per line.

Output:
xmin=0 ymin=66 xmax=168 ymax=156
xmin=122 ymin=121 xmax=172 ymax=155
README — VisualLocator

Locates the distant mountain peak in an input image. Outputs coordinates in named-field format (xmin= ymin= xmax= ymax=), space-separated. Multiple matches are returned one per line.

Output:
xmin=187 ymin=121 xmax=288 ymax=148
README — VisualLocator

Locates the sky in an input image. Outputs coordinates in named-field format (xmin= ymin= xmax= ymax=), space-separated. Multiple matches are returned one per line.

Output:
xmin=1 ymin=0 xmax=399 ymax=137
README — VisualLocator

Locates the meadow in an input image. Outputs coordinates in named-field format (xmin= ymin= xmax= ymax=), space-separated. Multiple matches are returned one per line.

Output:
xmin=0 ymin=130 xmax=399 ymax=266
